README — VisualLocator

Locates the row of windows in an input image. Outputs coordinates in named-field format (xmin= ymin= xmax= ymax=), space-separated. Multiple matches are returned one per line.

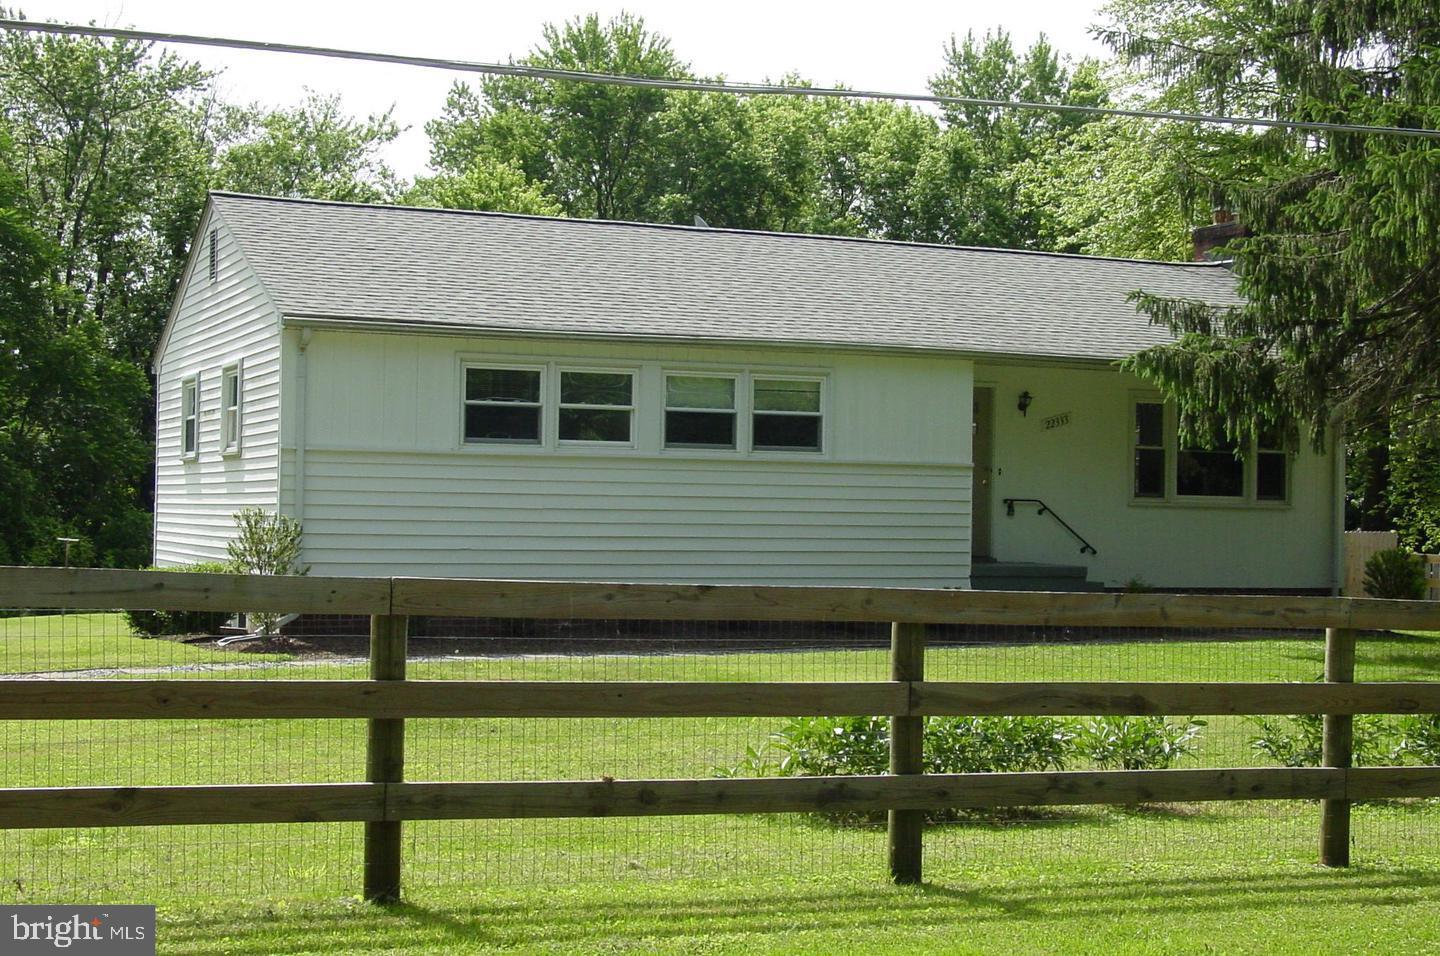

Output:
xmin=180 ymin=365 xmax=243 ymax=458
xmin=463 ymin=366 xmax=824 ymax=452
xmin=1133 ymin=400 xmax=1287 ymax=502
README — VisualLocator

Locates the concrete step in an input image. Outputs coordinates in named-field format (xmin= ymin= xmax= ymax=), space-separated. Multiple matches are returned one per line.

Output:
xmin=971 ymin=562 xmax=1090 ymax=580
xmin=971 ymin=561 xmax=1102 ymax=592
xmin=974 ymin=577 xmax=1107 ymax=592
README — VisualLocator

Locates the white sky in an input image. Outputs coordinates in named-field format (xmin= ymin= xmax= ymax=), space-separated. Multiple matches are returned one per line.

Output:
xmin=18 ymin=1 xmax=1112 ymax=177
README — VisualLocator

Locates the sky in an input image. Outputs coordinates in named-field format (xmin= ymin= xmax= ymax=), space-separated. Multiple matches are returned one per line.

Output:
xmin=14 ymin=1 xmax=1113 ymax=177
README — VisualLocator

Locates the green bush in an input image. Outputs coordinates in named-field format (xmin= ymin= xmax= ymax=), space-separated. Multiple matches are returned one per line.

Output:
xmin=721 ymin=712 xmax=1204 ymax=824
xmin=123 ymin=562 xmax=234 ymax=637
xmin=925 ymin=715 xmax=1077 ymax=775
xmin=1073 ymin=716 xmax=1205 ymax=770
xmin=227 ymin=508 xmax=308 ymax=634
xmin=1362 ymin=548 xmax=1427 ymax=599
xmin=1393 ymin=714 xmax=1440 ymax=765
xmin=1248 ymin=713 xmax=1394 ymax=767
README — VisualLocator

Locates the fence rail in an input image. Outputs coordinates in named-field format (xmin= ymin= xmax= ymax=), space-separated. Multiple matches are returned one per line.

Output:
xmin=4 ymin=565 xmax=1440 ymax=900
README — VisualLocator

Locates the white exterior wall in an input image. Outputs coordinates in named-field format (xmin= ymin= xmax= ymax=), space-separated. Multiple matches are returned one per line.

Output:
xmin=153 ymin=213 xmax=282 ymax=565
xmin=976 ymin=362 xmax=1337 ymax=590
xmin=280 ymin=330 xmax=974 ymax=586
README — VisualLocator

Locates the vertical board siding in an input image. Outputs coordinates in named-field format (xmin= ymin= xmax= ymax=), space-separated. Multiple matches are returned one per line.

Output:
xmin=299 ymin=450 xmax=972 ymax=586
xmin=154 ymin=213 xmax=282 ymax=565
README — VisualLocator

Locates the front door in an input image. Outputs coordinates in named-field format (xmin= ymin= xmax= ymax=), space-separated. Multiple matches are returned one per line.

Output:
xmin=972 ymin=387 xmax=994 ymax=559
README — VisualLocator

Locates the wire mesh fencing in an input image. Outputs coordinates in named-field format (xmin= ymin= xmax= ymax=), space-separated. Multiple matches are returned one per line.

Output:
xmin=2 ymin=604 xmax=1439 ymax=903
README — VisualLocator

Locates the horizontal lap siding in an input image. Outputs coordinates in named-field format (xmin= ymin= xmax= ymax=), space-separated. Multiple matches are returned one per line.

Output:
xmin=300 ymin=451 xmax=972 ymax=587
xmin=154 ymin=214 xmax=281 ymax=566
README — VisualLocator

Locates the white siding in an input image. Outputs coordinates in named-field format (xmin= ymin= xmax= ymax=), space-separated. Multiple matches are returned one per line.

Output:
xmin=975 ymin=362 xmax=1336 ymax=590
xmin=282 ymin=331 xmax=974 ymax=586
xmin=153 ymin=213 xmax=282 ymax=565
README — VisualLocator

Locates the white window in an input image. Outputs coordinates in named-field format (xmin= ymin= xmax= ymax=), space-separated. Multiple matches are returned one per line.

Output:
xmin=1131 ymin=398 xmax=1290 ymax=504
xmin=463 ymin=366 xmax=543 ymax=444
xmin=221 ymin=364 xmax=242 ymax=454
xmin=559 ymin=370 xmax=634 ymax=443
xmin=1256 ymin=427 xmax=1289 ymax=501
xmin=1133 ymin=401 xmax=1165 ymax=498
xmin=752 ymin=378 xmax=822 ymax=451
xmin=664 ymin=374 xmax=737 ymax=449
xmin=181 ymin=377 xmax=199 ymax=458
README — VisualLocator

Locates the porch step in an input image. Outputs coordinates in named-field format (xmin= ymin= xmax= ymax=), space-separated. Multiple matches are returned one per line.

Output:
xmin=970 ymin=561 xmax=1104 ymax=592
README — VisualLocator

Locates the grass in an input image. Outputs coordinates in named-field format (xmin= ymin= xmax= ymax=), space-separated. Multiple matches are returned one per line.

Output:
xmin=150 ymin=863 xmax=1440 ymax=954
xmin=0 ymin=612 xmax=291 ymax=674
xmin=2 ymin=615 xmax=1440 ymax=952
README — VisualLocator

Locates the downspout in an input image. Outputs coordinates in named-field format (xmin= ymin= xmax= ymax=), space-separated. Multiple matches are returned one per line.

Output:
xmin=295 ymin=327 xmax=312 ymax=530
xmin=1331 ymin=425 xmax=1346 ymax=595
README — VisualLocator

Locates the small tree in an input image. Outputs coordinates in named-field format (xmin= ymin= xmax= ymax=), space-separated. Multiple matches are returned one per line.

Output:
xmin=226 ymin=508 xmax=308 ymax=634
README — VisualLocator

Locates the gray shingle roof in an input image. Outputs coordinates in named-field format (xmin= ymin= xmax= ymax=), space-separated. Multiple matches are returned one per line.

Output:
xmin=211 ymin=192 xmax=1240 ymax=362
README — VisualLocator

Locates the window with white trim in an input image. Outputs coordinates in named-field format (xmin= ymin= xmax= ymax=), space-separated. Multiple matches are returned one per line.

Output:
xmin=181 ymin=377 xmax=199 ymax=457
xmin=1131 ymin=399 xmax=1291 ymax=503
xmin=1256 ymin=426 xmax=1288 ymax=501
xmin=1133 ymin=401 xmax=1165 ymax=498
xmin=665 ymin=374 xmax=736 ymax=449
xmin=220 ymin=364 xmax=242 ymax=454
xmin=463 ymin=366 xmax=543 ymax=443
xmin=1177 ymin=427 xmax=1243 ymax=498
xmin=752 ymin=377 xmax=822 ymax=451
xmin=559 ymin=370 xmax=634 ymax=443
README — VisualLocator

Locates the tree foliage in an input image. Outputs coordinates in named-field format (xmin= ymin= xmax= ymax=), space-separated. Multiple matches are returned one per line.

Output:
xmin=1103 ymin=0 xmax=1440 ymax=448
xmin=215 ymin=92 xmax=401 ymax=202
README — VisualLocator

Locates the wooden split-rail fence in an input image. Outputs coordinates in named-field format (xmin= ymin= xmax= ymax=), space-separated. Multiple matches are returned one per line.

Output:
xmin=3 ymin=566 xmax=1440 ymax=901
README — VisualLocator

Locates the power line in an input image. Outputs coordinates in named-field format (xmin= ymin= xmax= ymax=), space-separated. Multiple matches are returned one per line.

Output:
xmin=3 ymin=18 xmax=1439 ymax=141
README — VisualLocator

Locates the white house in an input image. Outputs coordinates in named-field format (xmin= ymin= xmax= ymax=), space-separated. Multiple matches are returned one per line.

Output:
xmin=152 ymin=193 xmax=1342 ymax=592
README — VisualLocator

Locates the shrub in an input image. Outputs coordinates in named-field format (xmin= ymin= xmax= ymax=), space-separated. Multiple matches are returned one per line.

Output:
xmin=1073 ymin=716 xmax=1205 ymax=770
xmin=1392 ymin=714 xmax=1440 ymax=765
xmin=124 ymin=562 xmax=234 ymax=637
xmin=227 ymin=508 xmax=308 ymax=577
xmin=227 ymin=508 xmax=308 ymax=635
xmin=1248 ymin=713 xmax=1394 ymax=767
xmin=925 ymin=715 xmax=1076 ymax=775
xmin=1362 ymin=549 xmax=1427 ymax=600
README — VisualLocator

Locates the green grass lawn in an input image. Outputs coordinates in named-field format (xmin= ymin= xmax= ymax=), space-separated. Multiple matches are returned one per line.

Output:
xmin=0 ymin=612 xmax=292 ymax=674
xmin=2 ymin=616 xmax=1439 ymax=952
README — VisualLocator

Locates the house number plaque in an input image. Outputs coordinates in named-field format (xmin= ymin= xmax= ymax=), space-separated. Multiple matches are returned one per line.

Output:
xmin=1042 ymin=412 xmax=1072 ymax=430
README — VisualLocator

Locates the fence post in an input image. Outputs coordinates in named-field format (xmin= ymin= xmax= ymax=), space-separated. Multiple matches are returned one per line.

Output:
xmin=888 ymin=621 xmax=926 ymax=884
xmin=1321 ymin=626 xmax=1356 ymax=867
xmin=365 ymin=613 xmax=408 ymax=902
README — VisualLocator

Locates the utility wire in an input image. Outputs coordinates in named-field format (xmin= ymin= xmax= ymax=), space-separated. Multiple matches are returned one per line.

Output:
xmin=3 ymin=18 xmax=1439 ymax=141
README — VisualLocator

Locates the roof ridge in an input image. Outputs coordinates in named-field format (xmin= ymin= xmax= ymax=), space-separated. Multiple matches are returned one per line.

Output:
xmin=207 ymin=191 xmax=1224 ymax=270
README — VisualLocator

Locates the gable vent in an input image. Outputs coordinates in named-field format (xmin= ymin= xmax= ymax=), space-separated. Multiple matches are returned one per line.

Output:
xmin=207 ymin=228 xmax=219 ymax=282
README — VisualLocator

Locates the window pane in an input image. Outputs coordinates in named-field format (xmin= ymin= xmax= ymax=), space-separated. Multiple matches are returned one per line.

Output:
xmin=754 ymin=414 xmax=820 ymax=450
xmin=224 ymin=371 xmax=239 ymax=407
xmin=465 ymin=404 xmax=540 ymax=442
xmin=561 ymin=371 xmax=631 ymax=407
xmin=1136 ymin=402 xmax=1163 ymax=447
xmin=467 ymin=368 xmax=540 ymax=403
xmin=665 ymin=410 xmax=735 ymax=447
xmin=183 ymin=384 xmax=196 ymax=417
xmin=1134 ymin=448 xmax=1164 ymax=497
xmin=755 ymin=379 xmax=820 ymax=413
xmin=1177 ymin=450 xmax=1243 ymax=496
xmin=1257 ymin=452 xmax=1287 ymax=500
xmin=183 ymin=419 xmax=196 ymax=453
xmin=560 ymin=408 xmax=630 ymax=443
xmin=666 ymin=375 xmax=734 ymax=410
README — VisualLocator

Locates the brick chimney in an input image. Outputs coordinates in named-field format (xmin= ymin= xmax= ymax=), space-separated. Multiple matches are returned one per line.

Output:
xmin=1192 ymin=206 xmax=1249 ymax=261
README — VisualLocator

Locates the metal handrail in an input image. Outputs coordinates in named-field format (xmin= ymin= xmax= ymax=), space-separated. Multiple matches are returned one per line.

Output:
xmin=1001 ymin=498 xmax=1098 ymax=555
